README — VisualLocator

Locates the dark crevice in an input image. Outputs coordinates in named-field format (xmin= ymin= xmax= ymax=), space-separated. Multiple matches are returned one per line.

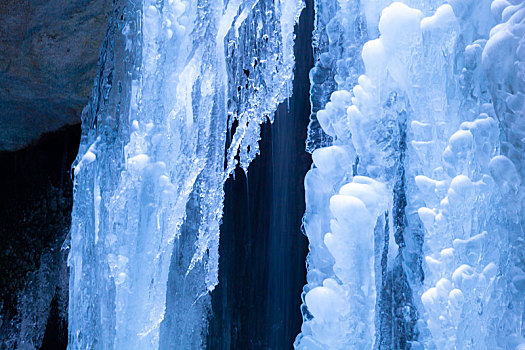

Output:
xmin=206 ymin=0 xmax=313 ymax=348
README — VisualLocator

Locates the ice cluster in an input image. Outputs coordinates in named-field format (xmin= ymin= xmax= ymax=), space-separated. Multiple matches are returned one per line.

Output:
xmin=68 ymin=0 xmax=303 ymax=348
xmin=298 ymin=0 xmax=525 ymax=349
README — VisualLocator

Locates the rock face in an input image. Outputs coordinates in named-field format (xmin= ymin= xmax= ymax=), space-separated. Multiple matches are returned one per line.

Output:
xmin=0 ymin=0 xmax=112 ymax=151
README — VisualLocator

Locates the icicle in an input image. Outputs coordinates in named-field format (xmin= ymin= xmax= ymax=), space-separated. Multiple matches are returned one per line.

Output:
xmin=68 ymin=0 xmax=303 ymax=349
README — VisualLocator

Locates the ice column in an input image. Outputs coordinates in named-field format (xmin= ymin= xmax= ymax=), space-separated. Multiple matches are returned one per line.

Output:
xmin=68 ymin=0 xmax=303 ymax=349
xmin=418 ymin=0 xmax=525 ymax=348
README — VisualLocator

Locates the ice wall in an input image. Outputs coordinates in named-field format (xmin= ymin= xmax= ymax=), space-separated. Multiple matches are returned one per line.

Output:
xmin=68 ymin=0 xmax=303 ymax=349
xmin=298 ymin=0 xmax=525 ymax=349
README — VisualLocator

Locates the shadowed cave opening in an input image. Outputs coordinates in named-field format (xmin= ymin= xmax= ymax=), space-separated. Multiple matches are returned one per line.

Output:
xmin=0 ymin=124 xmax=80 ymax=349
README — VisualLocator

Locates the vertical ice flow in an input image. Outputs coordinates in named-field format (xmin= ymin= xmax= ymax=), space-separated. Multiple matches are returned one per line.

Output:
xmin=68 ymin=0 xmax=303 ymax=349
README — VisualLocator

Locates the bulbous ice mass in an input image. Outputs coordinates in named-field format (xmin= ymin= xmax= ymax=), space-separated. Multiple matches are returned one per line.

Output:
xmin=298 ymin=0 xmax=525 ymax=349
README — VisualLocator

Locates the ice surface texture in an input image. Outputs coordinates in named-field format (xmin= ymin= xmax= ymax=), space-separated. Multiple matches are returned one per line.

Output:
xmin=68 ymin=0 xmax=303 ymax=349
xmin=298 ymin=0 xmax=525 ymax=349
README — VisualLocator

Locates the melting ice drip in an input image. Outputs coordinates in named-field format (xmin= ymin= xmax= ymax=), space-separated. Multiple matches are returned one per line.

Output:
xmin=68 ymin=0 xmax=303 ymax=349
xmin=297 ymin=0 xmax=525 ymax=349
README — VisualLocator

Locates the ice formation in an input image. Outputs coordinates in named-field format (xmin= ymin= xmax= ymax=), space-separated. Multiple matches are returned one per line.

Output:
xmin=298 ymin=0 xmax=525 ymax=349
xmin=68 ymin=0 xmax=303 ymax=348
xmin=65 ymin=0 xmax=525 ymax=347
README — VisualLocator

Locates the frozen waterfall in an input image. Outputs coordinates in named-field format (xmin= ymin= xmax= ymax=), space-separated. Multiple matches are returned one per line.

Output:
xmin=65 ymin=0 xmax=525 ymax=348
